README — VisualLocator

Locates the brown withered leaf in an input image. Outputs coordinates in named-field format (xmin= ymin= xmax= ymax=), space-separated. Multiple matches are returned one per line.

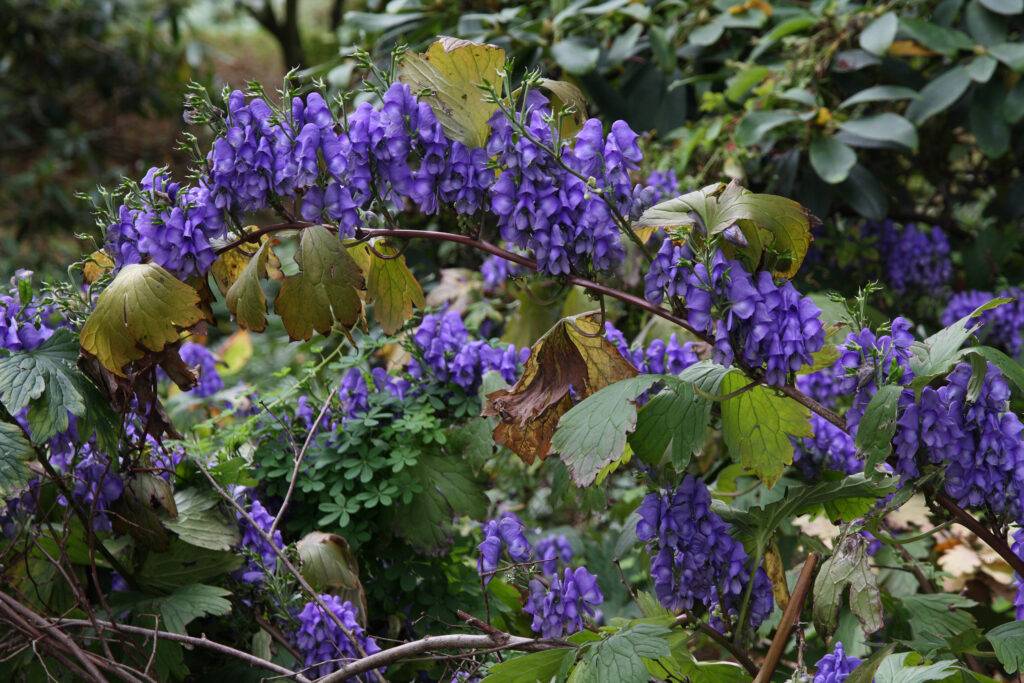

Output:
xmin=483 ymin=311 xmax=637 ymax=463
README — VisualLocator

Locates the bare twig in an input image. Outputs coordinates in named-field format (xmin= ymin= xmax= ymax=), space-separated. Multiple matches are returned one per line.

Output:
xmin=753 ymin=553 xmax=819 ymax=683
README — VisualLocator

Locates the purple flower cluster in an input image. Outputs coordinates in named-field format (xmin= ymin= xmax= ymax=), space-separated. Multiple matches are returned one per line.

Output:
xmin=477 ymin=512 xmax=532 ymax=582
xmin=293 ymin=594 xmax=382 ymax=679
xmin=50 ymin=441 xmax=124 ymax=533
xmin=488 ymin=92 xmax=640 ymax=275
xmin=792 ymin=414 xmax=862 ymax=478
xmin=338 ymin=368 xmax=370 ymax=419
xmin=410 ymin=310 xmax=528 ymax=391
xmin=0 ymin=272 xmax=57 ymax=352
xmin=105 ymin=167 xmax=226 ymax=279
xmin=895 ymin=362 xmax=1024 ymax=516
xmin=481 ymin=255 xmax=525 ymax=293
xmin=523 ymin=566 xmax=604 ymax=638
xmin=813 ymin=641 xmax=862 ymax=683
xmin=536 ymin=534 xmax=574 ymax=576
xmin=835 ymin=317 xmax=916 ymax=430
xmin=865 ymin=220 xmax=951 ymax=295
xmin=236 ymin=496 xmax=283 ymax=584
xmin=636 ymin=476 xmax=773 ymax=629
xmin=1013 ymin=530 xmax=1024 ymax=620
xmin=942 ymin=288 xmax=1024 ymax=357
xmin=645 ymin=244 xmax=825 ymax=386
xmin=604 ymin=323 xmax=700 ymax=375
xmin=178 ymin=341 xmax=223 ymax=397
xmin=795 ymin=364 xmax=846 ymax=408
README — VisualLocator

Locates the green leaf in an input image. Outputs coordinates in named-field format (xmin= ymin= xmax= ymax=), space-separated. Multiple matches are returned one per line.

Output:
xmin=839 ymin=113 xmax=919 ymax=151
xmin=847 ymin=644 xmax=897 ymax=683
xmin=734 ymin=110 xmax=802 ymax=147
xmin=840 ymin=164 xmax=889 ymax=220
xmin=813 ymin=532 xmax=883 ymax=636
xmin=482 ymin=648 xmax=577 ymax=683
xmin=366 ymin=242 xmax=425 ymax=335
xmin=580 ymin=624 xmax=672 ymax=683
xmin=910 ymin=297 xmax=1011 ymax=387
xmin=161 ymin=488 xmax=239 ymax=551
xmin=719 ymin=474 xmax=896 ymax=557
xmin=988 ymin=620 xmax=1024 ymax=673
xmin=809 ymin=135 xmax=857 ymax=184
xmin=967 ymin=55 xmax=998 ymax=82
xmin=398 ymin=37 xmax=505 ymax=147
xmin=989 ymin=42 xmax=1024 ymax=71
xmin=980 ymin=0 xmax=1023 ymax=15
xmin=960 ymin=346 xmax=1024 ymax=394
xmin=297 ymin=531 xmax=366 ymax=622
xmin=224 ymin=240 xmax=271 ymax=332
xmin=553 ymin=375 xmax=661 ymax=486
xmin=906 ymin=67 xmax=972 ymax=125
xmin=0 ymin=330 xmax=85 ymax=442
xmin=137 ymin=539 xmax=242 ymax=592
xmin=551 ymin=37 xmax=601 ymax=75
xmin=855 ymin=384 xmax=903 ymax=473
xmin=970 ymin=80 xmax=1009 ymax=157
xmin=839 ymin=85 xmax=920 ymax=109
xmin=0 ymin=421 xmax=34 ymax=499
xmin=80 ymin=263 xmax=204 ymax=376
xmin=719 ymin=370 xmax=811 ymax=486
xmin=116 ymin=583 xmax=233 ymax=635
xmin=629 ymin=363 xmax=726 ymax=470
xmin=900 ymin=594 xmax=977 ymax=646
xmin=860 ymin=12 xmax=898 ymax=55
xmin=873 ymin=652 xmax=959 ymax=682
xmin=726 ymin=66 xmax=770 ymax=103
xmin=750 ymin=14 xmax=818 ymax=61
xmin=396 ymin=453 xmax=487 ymax=549
xmin=275 ymin=226 xmax=365 ymax=341
xmin=898 ymin=18 xmax=975 ymax=56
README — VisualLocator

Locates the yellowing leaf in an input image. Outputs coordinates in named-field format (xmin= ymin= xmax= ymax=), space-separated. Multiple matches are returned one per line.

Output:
xmin=719 ymin=370 xmax=811 ymax=485
xmin=399 ymin=37 xmax=505 ymax=148
xmin=366 ymin=241 xmax=425 ymax=335
xmin=82 ymin=250 xmax=114 ymax=284
xmin=938 ymin=543 xmax=982 ymax=578
xmin=216 ymin=331 xmax=252 ymax=376
xmin=888 ymin=40 xmax=939 ymax=57
xmin=537 ymin=78 xmax=588 ymax=139
xmin=80 ymin=264 xmax=204 ymax=376
xmin=483 ymin=311 xmax=638 ymax=464
xmin=210 ymin=234 xmax=273 ymax=297
xmin=275 ymin=226 xmax=365 ymax=341
xmin=226 ymin=241 xmax=272 ymax=332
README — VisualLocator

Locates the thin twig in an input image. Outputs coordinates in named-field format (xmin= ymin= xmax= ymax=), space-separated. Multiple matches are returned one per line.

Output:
xmin=753 ymin=553 xmax=819 ymax=683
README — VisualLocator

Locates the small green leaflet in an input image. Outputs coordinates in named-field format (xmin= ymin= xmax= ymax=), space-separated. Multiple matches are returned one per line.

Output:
xmin=813 ymin=532 xmax=883 ymax=635
xmin=855 ymin=384 xmax=902 ymax=473
xmin=0 ymin=329 xmax=84 ymax=442
xmin=719 ymin=370 xmax=811 ymax=486
xmin=552 ymin=375 xmax=661 ymax=486
xmin=161 ymin=488 xmax=239 ymax=551
xmin=873 ymin=652 xmax=959 ymax=683
xmin=577 ymin=623 xmax=672 ymax=683
xmin=910 ymin=297 xmax=1011 ymax=389
xmin=482 ymin=648 xmax=576 ymax=683
xmin=987 ymin=620 xmax=1024 ymax=673
xmin=0 ymin=421 xmax=34 ymax=499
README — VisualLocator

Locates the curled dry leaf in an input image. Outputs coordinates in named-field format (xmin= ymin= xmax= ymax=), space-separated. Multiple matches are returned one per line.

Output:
xmin=483 ymin=311 xmax=637 ymax=464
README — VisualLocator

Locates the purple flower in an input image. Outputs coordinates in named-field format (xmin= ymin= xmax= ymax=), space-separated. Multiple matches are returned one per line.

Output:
xmin=536 ymin=534 xmax=573 ymax=576
xmin=813 ymin=641 xmax=863 ymax=683
xmin=236 ymin=496 xmax=283 ymax=584
xmin=177 ymin=341 xmax=223 ymax=397
xmin=864 ymin=220 xmax=951 ymax=295
xmin=942 ymin=288 xmax=1024 ymax=357
xmin=338 ymin=368 xmax=370 ymax=419
xmin=477 ymin=512 xmax=532 ymax=582
xmin=523 ymin=566 xmax=604 ymax=638
xmin=410 ymin=311 xmax=527 ymax=391
xmin=293 ymin=594 xmax=382 ymax=679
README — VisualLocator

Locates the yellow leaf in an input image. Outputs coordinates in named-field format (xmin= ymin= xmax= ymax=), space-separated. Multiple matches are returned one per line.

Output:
xmin=274 ymin=226 xmax=365 ymax=341
xmin=399 ymin=37 xmax=506 ymax=148
xmin=366 ymin=241 xmax=425 ymax=335
xmin=226 ymin=241 xmax=272 ymax=332
xmin=537 ymin=78 xmax=588 ymax=139
xmin=217 ymin=331 xmax=252 ymax=376
xmin=80 ymin=264 xmax=204 ymax=376
xmin=889 ymin=40 xmax=939 ymax=57
xmin=82 ymin=250 xmax=114 ymax=285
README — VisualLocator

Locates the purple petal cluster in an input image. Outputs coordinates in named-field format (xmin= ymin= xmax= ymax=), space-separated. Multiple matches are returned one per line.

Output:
xmin=410 ymin=310 xmax=528 ymax=391
xmin=536 ymin=534 xmax=574 ymax=576
xmin=643 ymin=169 xmax=680 ymax=204
xmin=645 ymin=245 xmax=825 ymax=386
xmin=635 ymin=476 xmax=773 ymax=629
xmin=865 ymin=219 xmax=951 ymax=294
xmin=813 ymin=641 xmax=862 ymax=683
xmin=55 ymin=443 xmax=124 ymax=533
xmin=795 ymin=363 xmax=846 ymax=408
xmin=476 ymin=512 xmax=532 ymax=582
xmin=236 ymin=496 xmax=283 ymax=584
xmin=293 ymin=594 xmax=382 ymax=679
xmin=895 ymin=362 xmax=1024 ymax=516
xmin=105 ymin=167 xmax=226 ymax=279
xmin=1013 ymin=529 xmax=1024 ymax=620
xmin=523 ymin=566 xmax=604 ymax=638
xmin=481 ymin=255 xmax=525 ymax=293
xmin=178 ymin=341 xmax=223 ymax=397
xmin=488 ymin=93 xmax=639 ymax=275
xmin=835 ymin=317 xmax=916 ymax=430
xmin=793 ymin=414 xmax=862 ymax=478
xmin=338 ymin=368 xmax=370 ymax=419
xmin=942 ymin=288 xmax=1024 ymax=357
xmin=604 ymin=323 xmax=699 ymax=375
xmin=0 ymin=271 xmax=59 ymax=352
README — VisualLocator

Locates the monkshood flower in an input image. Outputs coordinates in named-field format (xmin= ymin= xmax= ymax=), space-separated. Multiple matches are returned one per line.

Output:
xmin=481 ymin=255 xmax=525 ymax=292
xmin=523 ymin=566 xmax=604 ymax=638
xmin=236 ymin=496 xmax=283 ymax=584
xmin=477 ymin=512 xmax=532 ymax=583
xmin=178 ymin=341 xmax=223 ymax=397
xmin=865 ymin=219 xmax=951 ymax=295
xmin=0 ymin=271 xmax=59 ymax=352
xmin=410 ymin=310 xmax=528 ymax=391
xmin=1013 ymin=530 xmax=1024 ymax=620
xmin=636 ymin=476 xmax=773 ymax=629
xmin=604 ymin=323 xmax=699 ymax=375
xmin=942 ymin=288 xmax=1024 ymax=357
xmin=536 ymin=534 xmax=574 ymax=576
xmin=792 ymin=414 xmax=862 ymax=478
xmin=294 ymin=594 xmax=382 ymax=679
xmin=813 ymin=641 xmax=863 ymax=683
xmin=338 ymin=367 xmax=370 ymax=419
